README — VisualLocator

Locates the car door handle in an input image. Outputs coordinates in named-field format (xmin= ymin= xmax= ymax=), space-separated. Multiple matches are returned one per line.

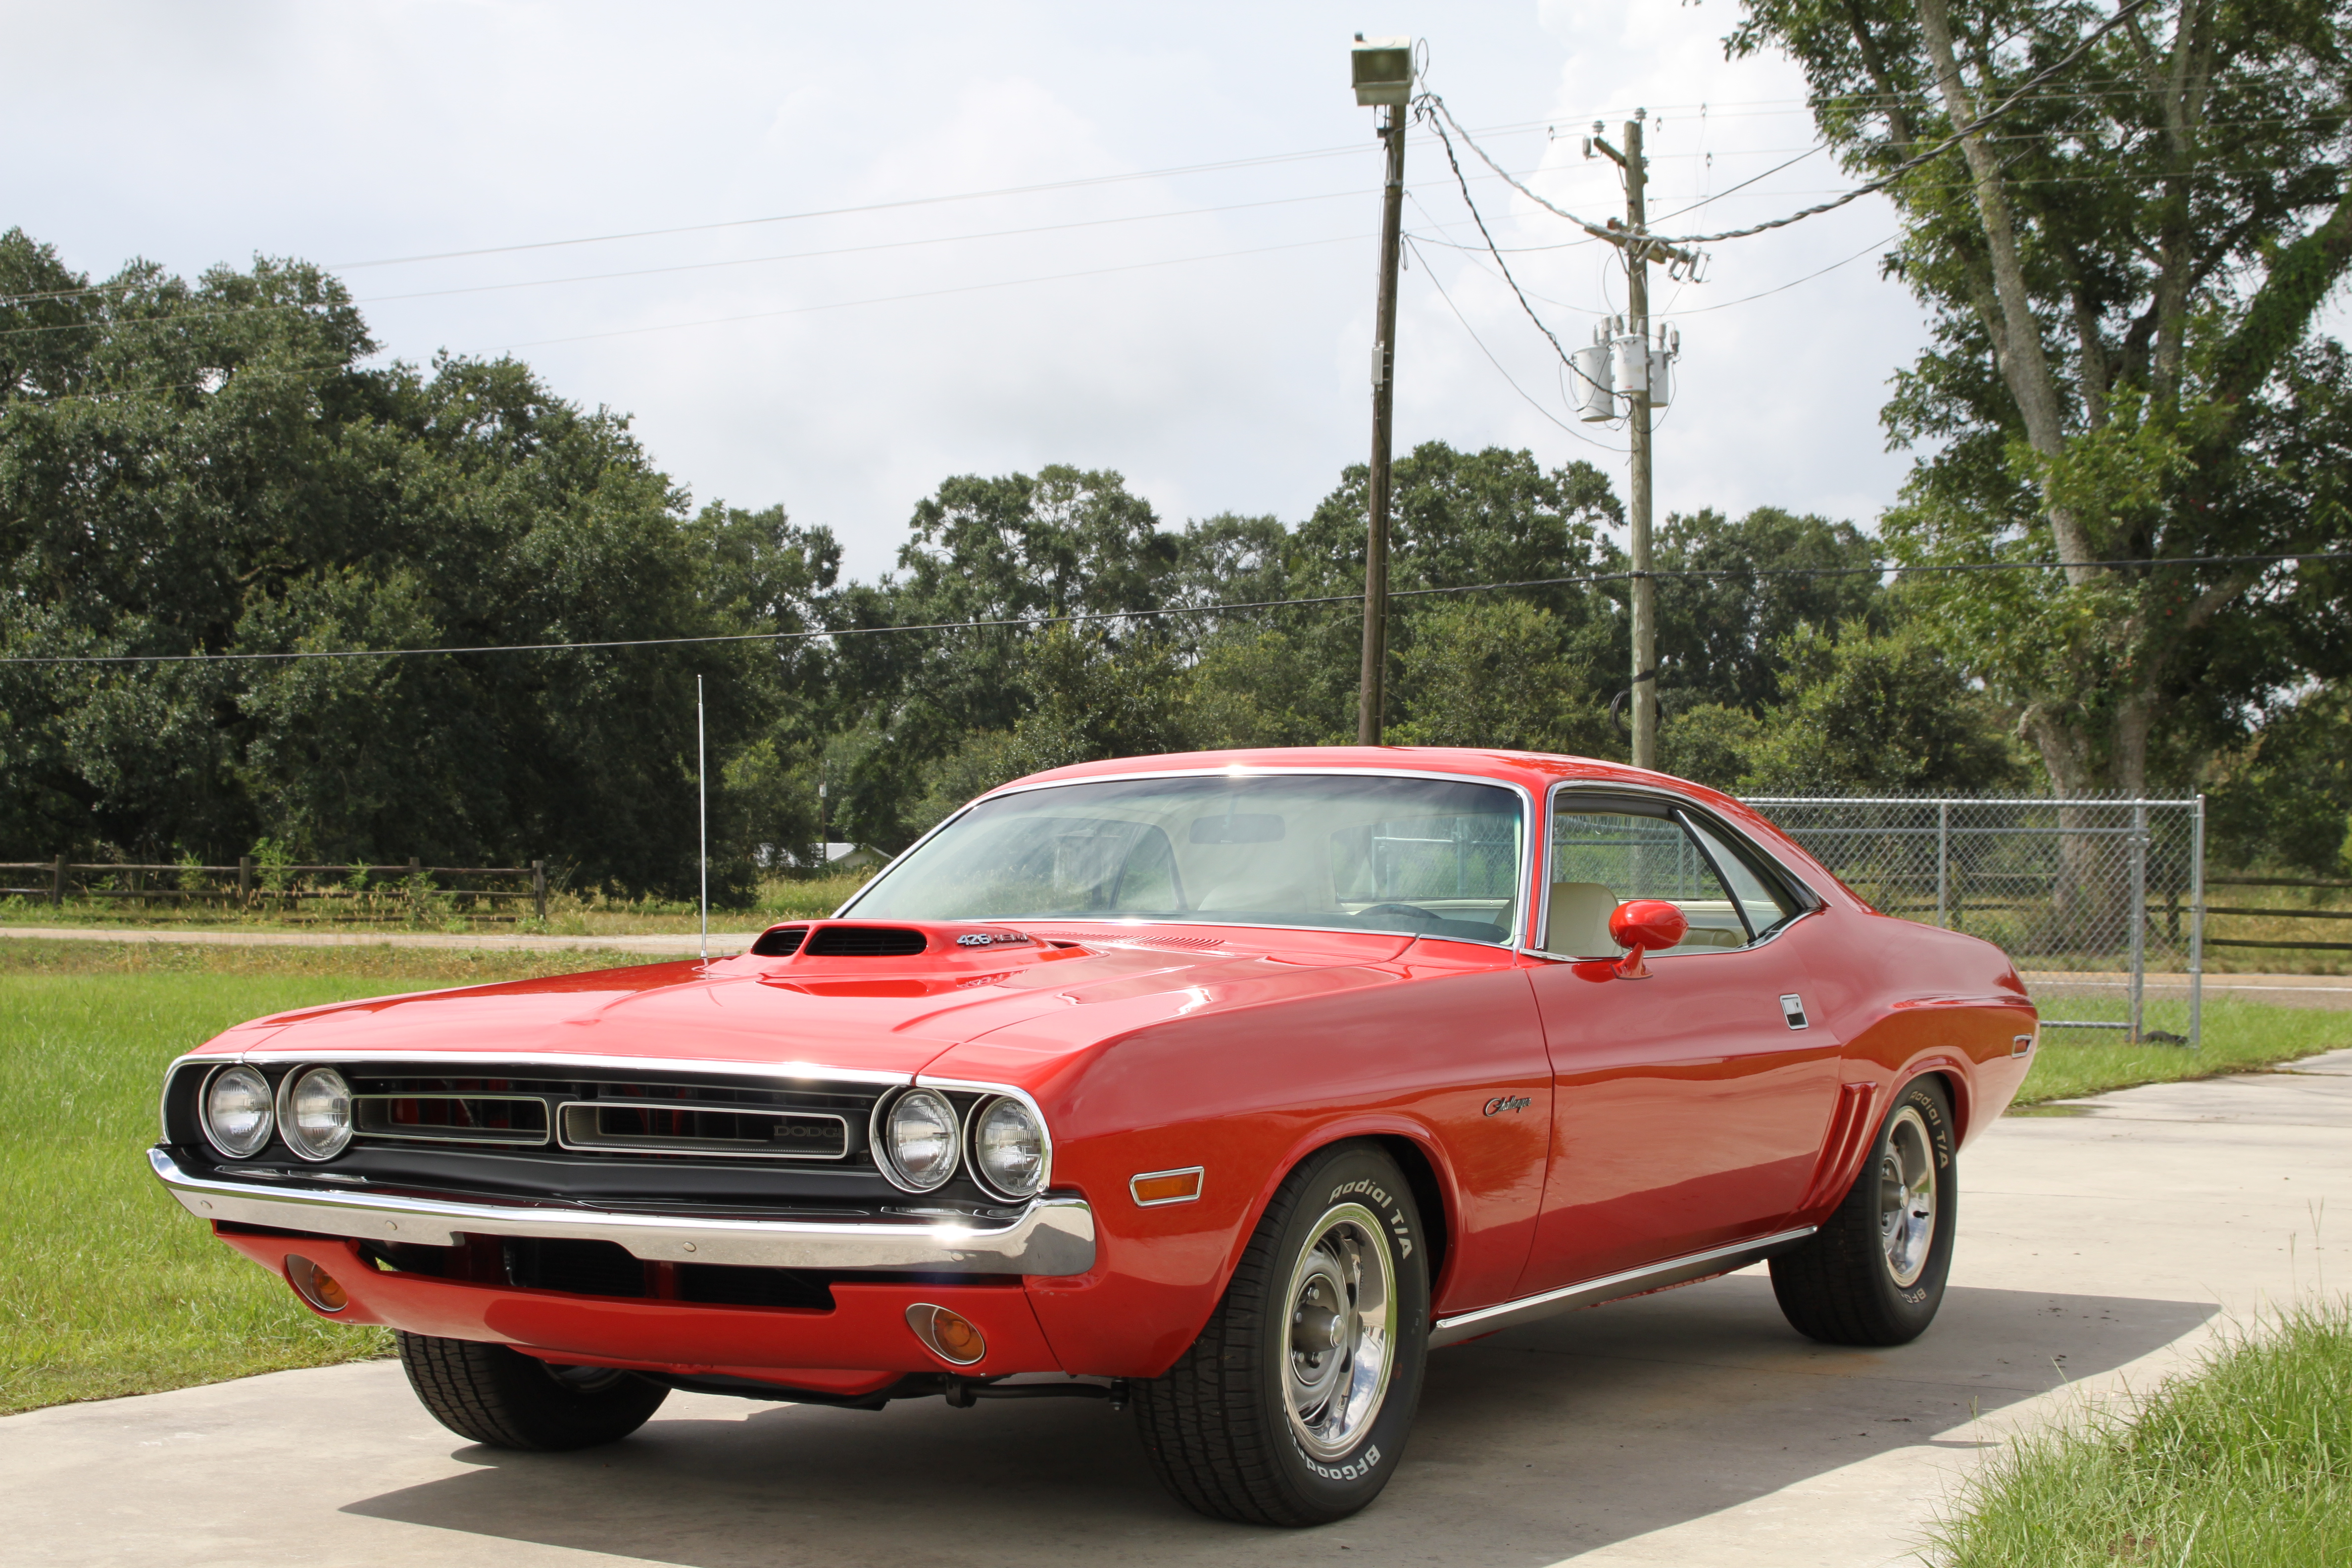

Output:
xmin=1779 ymin=994 xmax=1809 ymax=1030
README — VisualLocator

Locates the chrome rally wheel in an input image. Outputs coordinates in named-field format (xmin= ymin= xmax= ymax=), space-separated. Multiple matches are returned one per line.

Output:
xmin=1283 ymin=1203 xmax=1398 ymax=1461
xmin=1878 ymin=1105 xmax=1938 ymax=1289
xmin=1132 ymin=1142 xmax=1430 ymax=1526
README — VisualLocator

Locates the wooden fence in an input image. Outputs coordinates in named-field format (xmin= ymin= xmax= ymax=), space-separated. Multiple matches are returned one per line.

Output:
xmin=0 ymin=858 xmax=548 ymax=923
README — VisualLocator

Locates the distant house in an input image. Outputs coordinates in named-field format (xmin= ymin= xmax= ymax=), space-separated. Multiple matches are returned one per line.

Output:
xmin=823 ymin=842 xmax=884 ymax=872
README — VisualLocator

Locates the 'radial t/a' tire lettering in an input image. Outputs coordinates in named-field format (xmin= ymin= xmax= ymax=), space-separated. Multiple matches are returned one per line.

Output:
xmin=1770 ymin=1076 xmax=1956 ymax=1346
xmin=1131 ymin=1141 xmax=1431 ymax=1526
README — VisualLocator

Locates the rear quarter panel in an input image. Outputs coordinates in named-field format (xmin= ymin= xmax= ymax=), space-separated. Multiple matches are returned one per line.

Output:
xmin=1794 ymin=909 xmax=2037 ymax=1215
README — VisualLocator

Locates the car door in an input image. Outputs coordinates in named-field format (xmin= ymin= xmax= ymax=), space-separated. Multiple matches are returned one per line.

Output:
xmin=1515 ymin=791 xmax=1844 ymax=1294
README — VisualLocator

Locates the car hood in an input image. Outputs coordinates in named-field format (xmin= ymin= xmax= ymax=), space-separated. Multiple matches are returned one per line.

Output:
xmin=192 ymin=922 xmax=1436 ymax=1080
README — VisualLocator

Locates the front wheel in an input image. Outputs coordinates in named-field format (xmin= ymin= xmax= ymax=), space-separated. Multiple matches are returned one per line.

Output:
xmin=1131 ymin=1142 xmax=1430 ymax=1526
xmin=1770 ymin=1076 xmax=1956 ymax=1346
xmin=397 ymin=1331 xmax=669 ymax=1450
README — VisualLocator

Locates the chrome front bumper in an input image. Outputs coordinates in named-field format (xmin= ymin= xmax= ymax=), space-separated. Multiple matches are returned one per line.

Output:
xmin=147 ymin=1147 xmax=1097 ymax=1276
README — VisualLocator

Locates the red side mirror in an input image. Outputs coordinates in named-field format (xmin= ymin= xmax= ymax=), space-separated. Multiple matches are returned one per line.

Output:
xmin=1607 ymin=899 xmax=1687 ymax=979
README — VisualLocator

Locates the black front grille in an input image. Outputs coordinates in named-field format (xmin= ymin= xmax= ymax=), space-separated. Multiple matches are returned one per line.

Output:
xmin=355 ymin=1090 xmax=549 ymax=1145
xmin=750 ymin=925 xmax=807 ymax=956
xmin=803 ymin=925 xmax=928 ymax=958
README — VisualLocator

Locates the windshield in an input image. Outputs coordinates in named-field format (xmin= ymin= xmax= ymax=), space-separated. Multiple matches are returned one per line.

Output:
xmin=843 ymin=773 xmax=1526 ymax=945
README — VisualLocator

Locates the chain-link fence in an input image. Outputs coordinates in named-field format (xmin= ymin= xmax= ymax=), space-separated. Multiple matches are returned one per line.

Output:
xmin=1741 ymin=797 xmax=2205 ymax=1047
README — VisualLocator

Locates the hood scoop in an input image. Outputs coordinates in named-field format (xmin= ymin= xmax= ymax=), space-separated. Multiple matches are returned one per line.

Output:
xmin=745 ymin=920 xmax=1073 ymax=972
xmin=804 ymin=925 xmax=927 ymax=958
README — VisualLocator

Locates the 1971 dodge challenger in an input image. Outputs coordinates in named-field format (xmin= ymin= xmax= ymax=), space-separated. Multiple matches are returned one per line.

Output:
xmin=149 ymin=747 xmax=2036 ymax=1525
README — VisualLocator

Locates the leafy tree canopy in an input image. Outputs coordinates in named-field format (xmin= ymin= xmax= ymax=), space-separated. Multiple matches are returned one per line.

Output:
xmin=1730 ymin=0 xmax=2352 ymax=797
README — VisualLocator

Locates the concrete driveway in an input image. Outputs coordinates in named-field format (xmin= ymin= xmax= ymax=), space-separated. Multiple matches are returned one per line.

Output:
xmin=7 ymin=1051 xmax=2346 ymax=1568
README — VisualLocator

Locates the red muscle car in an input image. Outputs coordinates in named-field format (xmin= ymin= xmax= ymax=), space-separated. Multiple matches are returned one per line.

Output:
xmin=150 ymin=748 xmax=2036 ymax=1525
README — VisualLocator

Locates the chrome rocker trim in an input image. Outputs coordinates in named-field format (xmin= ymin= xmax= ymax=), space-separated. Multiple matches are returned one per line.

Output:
xmin=1428 ymin=1226 xmax=1817 ymax=1348
xmin=147 ymin=1147 xmax=1096 ymax=1276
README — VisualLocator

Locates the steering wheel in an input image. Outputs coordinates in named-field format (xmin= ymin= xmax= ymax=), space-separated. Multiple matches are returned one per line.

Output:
xmin=1356 ymin=902 xmax=1445 ymax=930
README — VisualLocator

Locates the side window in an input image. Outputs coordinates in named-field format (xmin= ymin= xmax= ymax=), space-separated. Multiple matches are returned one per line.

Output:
xmin=1543 ymin=806 xmax=1746 ymax=957
xmin=1681 ymin=814 xmax=1802 ymax=939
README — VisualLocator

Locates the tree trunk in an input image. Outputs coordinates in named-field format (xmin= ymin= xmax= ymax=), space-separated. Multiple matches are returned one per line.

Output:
xmin=1913 ymin=0 xmax=2098 ymax=581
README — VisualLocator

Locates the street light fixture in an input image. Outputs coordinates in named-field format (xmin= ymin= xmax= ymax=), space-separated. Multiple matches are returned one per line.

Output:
xmin=1351 ymin=34 xmax=1414 ymax=105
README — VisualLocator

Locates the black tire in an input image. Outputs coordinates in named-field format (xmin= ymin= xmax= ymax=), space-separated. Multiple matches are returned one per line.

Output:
xmin=1131 ymin=1141 xmax=1430 ymax=1527
xmin=396 ymin=1331 xmax=669 ymax=1450
xmin=1770 ymin=1076 xmax=1956 ymax=1346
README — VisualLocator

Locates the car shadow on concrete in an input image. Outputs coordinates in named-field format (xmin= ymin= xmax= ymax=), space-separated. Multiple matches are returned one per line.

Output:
xmin=342 ymin=1273 xmax=2214 ymax=1568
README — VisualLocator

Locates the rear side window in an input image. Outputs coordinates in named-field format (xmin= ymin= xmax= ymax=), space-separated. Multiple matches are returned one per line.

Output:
xmin=1681 ymin=814 xmax=1802 ymax=939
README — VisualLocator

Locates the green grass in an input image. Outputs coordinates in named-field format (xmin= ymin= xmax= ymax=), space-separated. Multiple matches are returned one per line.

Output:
xmin=1930 ymin=1301 xmax=2352 ymax=1567
xmin=0 ymin=941 xmax=658 ymax=1414
xmin=0 ymin=870 xmax=877 ymax=937
xmin=2011 ymin=997 xmax=2352 ymax=1107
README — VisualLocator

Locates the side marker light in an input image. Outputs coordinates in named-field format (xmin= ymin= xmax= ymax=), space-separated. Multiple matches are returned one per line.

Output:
xmin=1129 ymin=1167 xmax=1205 ymax=1207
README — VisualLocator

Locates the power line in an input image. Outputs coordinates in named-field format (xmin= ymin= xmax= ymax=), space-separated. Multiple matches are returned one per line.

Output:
xmin=0 ymin=175 xmax=1525 ymax=345
xmin=487 ymin=231 xmax=1369 ymax=352
xmin=1419 ymin=106 xmax=1613 ymax=405
xmin=1669 ymin=234 xmax=1900 ymax=314
xmin=1424 ymin=0 xmax=2163 ymax=249
xmin=0 ymin=231 xmax=1374 ymax=405
xmin=0 ymin=118 xmax=1583 ymax=313
xmin=1403 ymin=235 xmax=1625 ymax=454
xmin=8 ymin=551 xmax=2342 ymax=667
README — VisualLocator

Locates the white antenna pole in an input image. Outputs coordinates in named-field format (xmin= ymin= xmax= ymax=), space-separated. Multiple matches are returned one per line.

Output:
xmin=697 ymin=675 xmax=708 ymax=965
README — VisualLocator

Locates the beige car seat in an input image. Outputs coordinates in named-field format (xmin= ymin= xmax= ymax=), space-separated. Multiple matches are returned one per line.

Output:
xmin=1543 ymin=881 xmax=1621 ymax=956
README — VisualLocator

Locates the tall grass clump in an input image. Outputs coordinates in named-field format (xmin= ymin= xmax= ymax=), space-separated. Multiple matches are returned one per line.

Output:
xmin=1931 ymin=1301 xmax=2352 ymax=1566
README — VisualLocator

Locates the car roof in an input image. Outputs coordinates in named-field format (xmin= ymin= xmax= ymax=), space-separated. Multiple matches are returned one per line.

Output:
xmin=1004 ymin=745 xmax=1698 ymax=806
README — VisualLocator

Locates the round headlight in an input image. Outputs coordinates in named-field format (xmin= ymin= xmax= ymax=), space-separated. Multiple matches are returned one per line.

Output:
xmin=971 ymin=1096 xmax=1046 ymax=1199
xmin=281 ymin=1067 xmax=353 ymax=1161
xmin=202 ymin=1065 xmax=275 ymax=1158
xmin=879 ymin=1089 xmax=960 ymax=1191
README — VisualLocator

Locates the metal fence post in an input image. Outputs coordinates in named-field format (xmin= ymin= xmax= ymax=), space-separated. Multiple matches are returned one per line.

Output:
xmin=1936 ymin=801 xmax=1950 ymax=928
xmin=532 ymin=859 xmax=547 ymax=922
xmin=2128 ymin=799 xmax=2148 ymax=1044
xmin=2188 ymin=794 xmax=2205 ymax=1050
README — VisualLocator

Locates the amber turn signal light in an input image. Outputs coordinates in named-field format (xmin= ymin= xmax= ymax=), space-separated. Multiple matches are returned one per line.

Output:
xmin=905 ymin=1303 xmax=986 ymax=1365
xmin=1129 ymin=1166 xmax=1204 ymax=1207
xmin=284 ymin=1254 xmax=349 ymax=1314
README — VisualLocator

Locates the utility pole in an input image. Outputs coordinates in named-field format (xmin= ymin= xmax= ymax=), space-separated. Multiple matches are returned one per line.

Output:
xmin=1584 ymin=113 xmax=1693 ymax=772
xmin=1351 ymin=36 xmax=1414 ymax=746
xmin=1622 ymin=115 xmax=1657 ymax=771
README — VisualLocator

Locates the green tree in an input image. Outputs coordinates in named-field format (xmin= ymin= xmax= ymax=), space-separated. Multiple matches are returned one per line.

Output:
xmin=0 ymin=232 xmax=840 ymax=894
xmin=828 ymin=466 xmax=1176 ymax=848
xmin=904 ymin=627 xmax=1199 ymax=833
xmin=1389 ymin=599 xmax=1616 ymax=755
xmin=1655 ymin=506 xmax=1886 ymax=713
xmin=2207 ymin=681 xmax=2352 ymax=873
xmin=1730 ymin=0 xmax=2352 ymax=797
xmin=1738 ymin=622 xmax=2024 ymax=794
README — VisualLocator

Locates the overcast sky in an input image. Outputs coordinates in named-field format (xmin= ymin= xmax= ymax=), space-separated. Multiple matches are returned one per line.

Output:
xmin=8 ymin=1 xmax=1952 ymax=582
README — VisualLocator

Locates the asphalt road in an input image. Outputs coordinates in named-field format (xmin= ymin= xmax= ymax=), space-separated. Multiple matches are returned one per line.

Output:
xmin=6 ymin=1050 xmax=2348 ymax=1568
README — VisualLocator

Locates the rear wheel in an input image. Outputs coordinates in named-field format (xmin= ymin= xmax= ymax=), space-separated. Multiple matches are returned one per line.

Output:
xmin=397 ymin=1331 xmax=669 ymax=1450
xmin=1131 ymin=1142 xmax=1430 ymax=1526
xmin=1770 ymin=1077 xmax=1955 ymax=1346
